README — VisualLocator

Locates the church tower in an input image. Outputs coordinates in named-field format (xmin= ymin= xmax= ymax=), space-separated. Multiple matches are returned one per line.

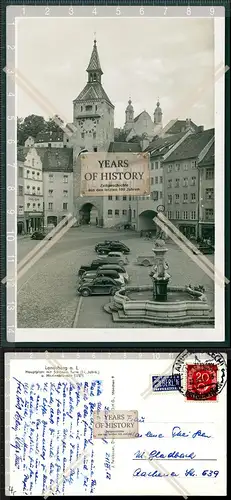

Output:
xmin=124 ymin=98 xmax=134 ymax=132
xmin=153 ymin=99 xmax=163 ymax=133
xmin=72 ymin=39 xmax=114 ymax=153
xmin=72 ymin=39 xmax=115 ymax=227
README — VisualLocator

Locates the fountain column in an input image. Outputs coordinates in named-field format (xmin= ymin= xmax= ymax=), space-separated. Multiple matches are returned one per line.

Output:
xmin=151 ymin=239 xmax=170 ymax=302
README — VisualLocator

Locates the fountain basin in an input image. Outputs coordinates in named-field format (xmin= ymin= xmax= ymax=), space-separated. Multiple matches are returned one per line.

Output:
xmin=104 ymin=285 xmax=214 ymax=326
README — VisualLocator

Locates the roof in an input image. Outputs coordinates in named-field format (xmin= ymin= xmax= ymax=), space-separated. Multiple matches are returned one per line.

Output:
xmin=144 ymin=132 xmax=187 ymax=158
xmin=17 ymin=146 xmax=73 ymax=172
xmin=166 ymin=119 xmax=198 ymax=135
xmin=108 ymin=142 xmax=142 ymax=153
xmin=35 ymin=131 xmax=63 ymax=143
xmin=134 ymin=110 xmax=151 ymax=123
xmin=86 ymin=40 xmax=103 ymax=74
xmin=74 ymin=82 xmax=114 ymax=107
xmin=162 ymin=128 xmax=214 ymax=163
xmin=198 ymin=141 xmax=215 ymax=167
xmin=42 ymin=148 xmax=73 ymax=172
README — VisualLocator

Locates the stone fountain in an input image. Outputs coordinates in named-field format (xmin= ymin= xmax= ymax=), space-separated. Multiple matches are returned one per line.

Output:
xmin=104 ymin=238 xmax=214 ymax=326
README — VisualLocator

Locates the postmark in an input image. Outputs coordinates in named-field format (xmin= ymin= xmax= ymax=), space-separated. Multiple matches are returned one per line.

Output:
xmin=152 ymin=374 xmax=181 ymax=392
xmin=93 ymin=410 xmax=138 ymax=439
xmin=172 ymin=351 xmax=227 ymax=401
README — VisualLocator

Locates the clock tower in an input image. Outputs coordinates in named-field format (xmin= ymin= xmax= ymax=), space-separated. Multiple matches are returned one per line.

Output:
xmin=71 ymin=39 xmax=115 ymax=226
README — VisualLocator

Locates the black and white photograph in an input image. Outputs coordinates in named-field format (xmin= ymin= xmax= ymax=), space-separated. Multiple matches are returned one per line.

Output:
xmin=7 ymin=7 xmax=225 ymax=342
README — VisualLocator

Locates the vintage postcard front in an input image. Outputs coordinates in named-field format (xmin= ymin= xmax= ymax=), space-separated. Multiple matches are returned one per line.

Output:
xmin=5 ymin=352 xmax=227 ymax=496
xmin=5 ymin=5 xmax=226 ymax=343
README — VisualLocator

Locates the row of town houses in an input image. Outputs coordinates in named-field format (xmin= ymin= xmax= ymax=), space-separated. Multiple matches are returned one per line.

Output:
xmin=17 ymin=120 xmax=215 ymax=242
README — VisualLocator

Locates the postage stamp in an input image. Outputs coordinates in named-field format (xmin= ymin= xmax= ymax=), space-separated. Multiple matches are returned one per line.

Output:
xmin=93 ymin=410 xmax=138 ymax=439
xmin=152 ymin=374 xmax=181 ymax=392
xmin=172 ymin=351 xmax=227 ymax=401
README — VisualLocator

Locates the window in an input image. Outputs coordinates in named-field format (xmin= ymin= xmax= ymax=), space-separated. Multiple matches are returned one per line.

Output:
xmin=26 ymin=185 xmax=30 ymax=193
xmin=27 ymin=203 xmax=30 ymax=208
xmin=32 ymin=159 xmax=34 ymax=167
xmin=183 ymin=177 xmax=188 ymax=187
xmin=93 ymin=147 xmax=97 ymax=152
xmin=133 ymin=210 xmax=136 ymax=218
xmin=32 ymin=186 xmax=36 ymax=191
xmin=175 ymin=178 xmax=180 ymax=187
xmin=48 ymin=143 xmax=51 ymax=148
xmin=48 ymin=189 xmax=53 ymax=196
xmin=37 ymin=187 xmax=40 ymax=193
xmin=32 ymin=171 xmax=35 ymax=179
xmin=159 ymin=191 xmax=163 ymax=199
xmin=63 ymin=203 xmax=68 ymax=210
xmin=183 ymin=164 xmax=188 ymax=171
xmin=206 ymin=168 xmax=214 ymax=180
xmin=115 ymin=209 xmax=119 ymax=217
xmin=159 ymin=176 xmax=163 ymax=183
xmin=167 ymin=165 xmax=172 ymax=173
xmin=63 ymin=190 xmax=68 ymax=197
xmin=122 ymin=209 xmax=127 ymax=215
xmin=49 ymin=174 xmax=54 ymax=182
xmin=191 ymin=176 xmax=196 ymax=186
xmin=18 ymin=185 xmax=23 ymax=195
xmin=175 ymin=211 xmax=180 ymax=219
xmin=86 ymin=105 xmax=93 ymax=112
xmin=155 ymin=161 xmax=158 ymax=170
xmin=18 ymin=205 xmax=24 ymax=215
xmin=66 ymin=139 xmax=69 ymax=143
xmin=115 ymin=196 xmax=119 ymax=201
xmin=175 ymin=194 xmax=180 ymax=203
xmin=108 ymin=196 xmax=113 ymax=201
xmin=19 ymin=166 xmax=23 ymax=177
xmin=108 ymin=209 xmax=112 ymax=217
xmin=38 ymin=203 xmax=41 ymax=208
xmin=151 ymin=177 xmax=154 ymax=185
xmin=155 ymin=176 xmax=158 ymax=184
xmin=151 ymin=162 xmax=154 ymax=170
xmin=81 ymin=106 xmax=83 ymax=112
xmin=167 ymin=179 xmax=172 ymax=188
xmin=129 ymin=195 xmax=131 ymax=201
xmin=123 ymin=196 xmax=127 ymax=200
xmin=167 ymin=211 xmax=172 ymax=219
xmin=205 ymin=208 xmax=214 ymax=220
xmin=183 ymin=193 xmax=188 ymax=203
xmin=191 ymin=193 xmax=196 ymax=202
xmin=190 ymin=211 xmax=196 ymax=220
xmin=33 ymin=203 xmax=36 ymax=208
xmin=26 ymin=169 xmax=30 ymax=178
xmin=183 ymin=211 xmax=188 ymax=220
xmin=168 ymin=194 xmax=173 ymax=204
xmin=95 ymin=105 xmax=98 ymax=111
xmin=191 ymin=160 xmax=196 ymax=168
xmin=205 ymin=188 xmax=214 ymax=200
xmin=48 ymin=202 xmax=53 ymax=210
xmin=152 ymin=191 xmax=158 ymax=201
xmin=63 ymin=175 xmax=68 ymax=183
xmin=175 ymin=164 xmax=180 ymax=171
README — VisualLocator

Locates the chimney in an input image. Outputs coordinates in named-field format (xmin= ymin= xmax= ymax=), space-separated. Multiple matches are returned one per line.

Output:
xmin=197 ymin=125 xmax=204 ymax=132
xmin=185 ymin=118 xmax=191 ymax=130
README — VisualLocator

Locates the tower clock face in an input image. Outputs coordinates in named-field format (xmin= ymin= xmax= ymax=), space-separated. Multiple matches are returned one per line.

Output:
xmin=82 ymin=118 xmax=96 ymax=133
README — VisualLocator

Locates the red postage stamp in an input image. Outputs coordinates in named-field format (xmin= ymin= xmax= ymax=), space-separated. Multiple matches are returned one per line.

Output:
xmin=186 ymin=364 xmax=218 ymax=401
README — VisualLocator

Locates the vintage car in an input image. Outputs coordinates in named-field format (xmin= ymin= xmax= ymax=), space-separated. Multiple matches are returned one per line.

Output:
xmin=136 ymin=255 xmax=156 ymax=267
xmin=80 ymin=269 xmax=125 ymax=286
xmin=31 ymin=231 xmax=52 ymax=241
xmin=95 ymin=241 xmax=130 ymax=255
xmin=78 ymin=277 xmax=122 ymax=296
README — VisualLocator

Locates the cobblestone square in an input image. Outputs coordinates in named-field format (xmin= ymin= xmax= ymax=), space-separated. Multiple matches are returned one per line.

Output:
xmin=17 ymin=227 xmax=214 ymax=329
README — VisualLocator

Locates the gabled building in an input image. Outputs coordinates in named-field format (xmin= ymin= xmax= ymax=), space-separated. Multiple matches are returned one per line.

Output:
xmin=197 ymin=140 xmax=215 ymax=242
xmin=35 ymin=130 xmax=64 ymax=148
xmin=124 ymin=99 xmax=163 ymax=142
xmin=159 ymin=118 xmax=202 ymax=138
xmin=162 ymin=128 xmax=214 ymax=238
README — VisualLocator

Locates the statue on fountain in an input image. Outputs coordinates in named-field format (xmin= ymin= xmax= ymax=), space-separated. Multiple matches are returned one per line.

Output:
xmin=151 ymin=239 xmax=170 ymax=301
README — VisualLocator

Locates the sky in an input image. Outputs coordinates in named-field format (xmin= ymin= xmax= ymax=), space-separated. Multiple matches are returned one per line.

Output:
xmin=16 ymin=17 xmax=215 ymax=129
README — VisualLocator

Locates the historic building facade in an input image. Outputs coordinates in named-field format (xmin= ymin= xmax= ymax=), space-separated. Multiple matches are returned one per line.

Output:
xmin=19 ymin=147 xmax=44 ymax=232
xmin=162 ymin=129 xmax=214 ymax=238
xmin=198 ymin=140 xmax=215 ymax=242
xmin=17 ymin=161 xmax=26 ymax=234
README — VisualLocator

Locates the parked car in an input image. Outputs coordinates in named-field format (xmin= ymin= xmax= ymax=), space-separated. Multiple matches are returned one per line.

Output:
xmin=78 ymin=259 xmax=110 ymax=277
xmin=106 ymin=251 xmax=129 ymax=265
xmin=198 ymin=244 xmax=214 ymax=255
xmin=97 ymin=256 xmax=123 ymax=266
xmin=95 ymin=242 xmax=130 ymax=255
xmin=31 ymin=231 xmax=52 ymax=241
xmin=80 ymin=269 xmax=125 ymax=285
xmin=78 ymin=277 xmax=122 ymax=296
xmin=98 ymin=264 xmax=129 ymax=283
xmin=136 ymin=255 xmax=156 ymax=267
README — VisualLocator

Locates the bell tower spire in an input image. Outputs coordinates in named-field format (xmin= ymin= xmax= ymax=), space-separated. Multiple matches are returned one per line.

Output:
xmin=86 ymin=38 xmax=103 ymax=83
